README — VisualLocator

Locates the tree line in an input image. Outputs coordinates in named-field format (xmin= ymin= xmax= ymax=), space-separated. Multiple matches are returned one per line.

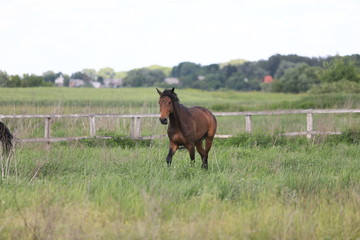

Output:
xmin=1 ymin=54 xmax=360 ymax=93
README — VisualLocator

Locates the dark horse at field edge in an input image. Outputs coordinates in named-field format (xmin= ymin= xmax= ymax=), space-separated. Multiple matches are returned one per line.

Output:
xmin=0 ymin=121 xmax=14 ymax=157
xmin=156 ymin=87 xmax=217 ymax=169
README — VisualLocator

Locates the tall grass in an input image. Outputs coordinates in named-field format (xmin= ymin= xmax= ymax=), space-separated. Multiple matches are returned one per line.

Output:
xmin=0 ymin=140 xmax=359 ymax=239
xmin=2 ymin=88 xmax=359 ymax=139
xmin=1 ymin=88 xmax=360 ymax=239
xmin=0 ymin=87 xmax=304 ymax=115
xmin=4 ymin=110 xmax=360 ymax=140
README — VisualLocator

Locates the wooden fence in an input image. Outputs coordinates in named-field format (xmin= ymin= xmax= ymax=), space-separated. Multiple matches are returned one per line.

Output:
xmin=1 ymin=109 xmax=360 ymax=143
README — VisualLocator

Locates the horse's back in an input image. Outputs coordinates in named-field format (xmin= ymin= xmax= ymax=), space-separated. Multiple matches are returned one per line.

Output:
xmin=188 ymin=106 xmax=217 ymax=137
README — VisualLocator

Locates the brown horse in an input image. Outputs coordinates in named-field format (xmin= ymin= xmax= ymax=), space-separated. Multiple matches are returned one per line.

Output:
xmin=156 ymin=87 xmax=217 ymax=169
xmin=0 ymin=121 xmax=13 ymax=157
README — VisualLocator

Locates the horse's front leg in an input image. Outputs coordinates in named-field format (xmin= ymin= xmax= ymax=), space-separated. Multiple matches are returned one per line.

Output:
xmin=166 ymin=142 xmax=178 ymax=167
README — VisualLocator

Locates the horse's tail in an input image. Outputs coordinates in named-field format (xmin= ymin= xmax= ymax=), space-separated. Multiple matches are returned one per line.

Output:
xmin=0 ymin=121 xmax=13 ymax=157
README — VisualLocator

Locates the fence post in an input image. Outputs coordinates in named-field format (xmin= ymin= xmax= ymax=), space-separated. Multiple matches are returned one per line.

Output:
xmin=90 ymin=115 xmax=96 ymax=137
xmin=130 ymin=117 xmax=141 ymax=139
xmin=245 ymin=115 xmax=252 ymax=132
xmin=306 ymin=111 xmax=313 ymax=139
xmin=44 ymin=117 xmax=51 ymax=139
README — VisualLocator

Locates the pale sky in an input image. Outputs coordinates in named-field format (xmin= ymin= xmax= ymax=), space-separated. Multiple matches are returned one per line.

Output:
xmin=1 ymin=0 xmax=359 ymax=75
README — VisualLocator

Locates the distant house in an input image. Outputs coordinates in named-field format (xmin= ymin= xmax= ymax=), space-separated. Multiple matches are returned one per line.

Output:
xmin=263 ymin=75 xmax=273 ymax=83
xmin=197 ymin=76 xmax=205 ymax=81
xmin=54 ymin=74 xmax=64 ymax=87
xmin=103 ymin=78 xmax=123 ymax=88
xmin=91 ymin=81 xmax=102 ymax=88
xmin=164 ymin=77 xmax=179 ymax=85
xmin=69 ymin=79 xmax=85 ymax=87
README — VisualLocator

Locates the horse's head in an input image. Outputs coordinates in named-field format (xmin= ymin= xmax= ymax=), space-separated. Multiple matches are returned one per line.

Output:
xmin=156 ymin=87 xmax=176 ymax=125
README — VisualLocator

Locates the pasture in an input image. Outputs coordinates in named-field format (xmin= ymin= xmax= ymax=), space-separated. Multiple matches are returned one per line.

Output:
xmin=1 ymin=88 xmax=360 ymax=239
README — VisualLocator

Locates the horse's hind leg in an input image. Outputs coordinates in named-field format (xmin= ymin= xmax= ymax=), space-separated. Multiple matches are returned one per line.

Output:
xmin=195 ymin=141 xmax=206 ymax=168
xmin=203 ymin=136 xmax=215 ymax=169
xmin=187 ymin=144 xmax=196 ymax=167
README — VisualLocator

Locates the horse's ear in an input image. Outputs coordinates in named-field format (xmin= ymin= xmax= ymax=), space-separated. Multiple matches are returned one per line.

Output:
xmin=156 ymin=88 xmax=163 ymax=96
xmin=171 ymin=87 xmax=175 ymax=93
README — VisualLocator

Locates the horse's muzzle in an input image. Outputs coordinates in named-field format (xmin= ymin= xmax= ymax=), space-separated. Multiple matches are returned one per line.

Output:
xmin=159 ymin=118 xmax=168 ymax=125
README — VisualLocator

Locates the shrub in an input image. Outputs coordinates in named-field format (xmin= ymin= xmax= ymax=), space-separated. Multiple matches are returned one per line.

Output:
xmin=308 ymin=80 xmax=360 ymax=94
xmin=74 ymin=137 xmax=152 ymax=148
xmin=221 ymin=132 xmax=307 ymax=148
xmin=220 ymin=129 xmax=360 ymax=148
xmin=272 ymin=93 xmax=360 ymax=109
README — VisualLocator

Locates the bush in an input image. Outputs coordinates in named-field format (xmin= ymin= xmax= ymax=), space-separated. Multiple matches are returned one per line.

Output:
xmin=269 ymin=93 xmax=360 ymax=110
xmin=220 ymin=129 xmax=360 ymax=148
xmin=326 ymin=128 xmax=360 ymax=145
xmin=319 ymin=56 xmax=360 ymax=83
xmin=71 ymin=137 xmax=152 ymax=148
xmin=308 ymin=80 xmax=360 ymax=94
xmin=211 ymin=103 xmax=245 ymax=112
xmin=220 ymin=132 xmax=307 ymax=148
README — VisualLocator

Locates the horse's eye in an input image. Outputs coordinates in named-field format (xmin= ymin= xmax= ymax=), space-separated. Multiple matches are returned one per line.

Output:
xmin=169 ymin=102 xmax=172 ymax=105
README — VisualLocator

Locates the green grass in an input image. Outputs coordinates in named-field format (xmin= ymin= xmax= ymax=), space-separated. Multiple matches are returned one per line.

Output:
xmin=1 ymin=88 xmax=360 ymax=115
xmin=1 ymin=87 xmax=360 ymax=239
xmin=0 ymin=87 xmax=304 ymax=114
xmin=1 ymin=140 xmax=360 ymax=239
xmin=2 ymin=87 xmax=359 ymax=140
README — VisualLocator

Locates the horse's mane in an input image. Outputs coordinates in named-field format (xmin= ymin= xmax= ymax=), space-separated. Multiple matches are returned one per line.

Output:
xmin=161 ymin=89 xmax=180 ymax=103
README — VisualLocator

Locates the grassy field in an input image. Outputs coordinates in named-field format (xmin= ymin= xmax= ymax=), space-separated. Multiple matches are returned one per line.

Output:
xmin=0 ymin=87 xmax=306 ymax=114
xmin=1 ymin=88 xmax=360 ymax=239
xmin=1 ymin=140 xmax=360 ymax=239
xmin=1 ymin=87 xmax=360 ymax=139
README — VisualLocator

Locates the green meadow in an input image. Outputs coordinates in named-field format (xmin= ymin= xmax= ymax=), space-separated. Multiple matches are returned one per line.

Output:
xmin=0 ymin=87 xmax=304 ymax=114
xmin=1 ymin=88 xmax=360 ymax=239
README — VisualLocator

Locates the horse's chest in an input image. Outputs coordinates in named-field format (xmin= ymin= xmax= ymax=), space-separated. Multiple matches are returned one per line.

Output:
xmin=168 ymin=131 xmax=187 ymax=145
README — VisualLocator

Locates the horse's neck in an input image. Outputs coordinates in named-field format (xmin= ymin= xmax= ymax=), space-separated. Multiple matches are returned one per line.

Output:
xmin=169 ymin=103 xmax=188 ymax=130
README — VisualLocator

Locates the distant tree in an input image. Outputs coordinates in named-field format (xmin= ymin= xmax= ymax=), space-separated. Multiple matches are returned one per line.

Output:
xmin=171 ymin=62 xmax=200 ymax=78
xmin=146 ymin=65 xmax=172 ymax=76
xmin=267 ymin=54 xmax=282 ymax=77
xmin=348 ymin=54 xmax=360 ymax=68
xmin=82 ymin=68 xmax=97 ymax=81
xmin=219 ymin=65 xmax=238 ymax=80
xmin=272 ymin=64 xmax=321 ymax=93
xmin=98 ymin=67 xmax=116 ymax=79
xmin=123 ymin=69 xmax=165 ymax=87
xmin=70 ymin=72 xmax=91 ymax=86
xmin=319 ymin=56 xmax=360 ymax=83
xmin=42 ymin=71 xmax=58 ymax=83
xmin=226 ymin=72 xmax=260 ymax=91
xmin=0 ymin=71 xmax=9 ymax=87
xmin=274 ymin=61 xmax=297 ymax=79
xmin=97 ymin=76 xmax=104 ymax=85
xmin=280 ymin=54 xmax=324 ymax=67
xmin=211 ymin=65 xmax=237 ymax=88
xmin=179 ymin=75 xmax=199 ymax=88
xmin=8 ymin=75 xmax=21 ymax=87
xmin=263 ymin=54 xmax=326 ymax=78
xmin=115 ymin=71 xmax=127 ymax=79
xmin=199 ymin=64 xmax=220 ymax=76
xmin=225 ymin=72 xmax=245 ymax=90
xmin=62 ymin=74 xmax=70 ymax=87
xmin=238 ymin=61 xmax=267 ymax=82
xmin=21 ymin=74 xmax=51 ymax=87
xmin=197 ymin=74 xmax=223 ymax=90
xmin=171 ymin=62 xmax=201 ymax=88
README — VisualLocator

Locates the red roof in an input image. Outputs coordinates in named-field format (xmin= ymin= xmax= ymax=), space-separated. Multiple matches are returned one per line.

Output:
xmin=263 ymin=75 xmax=273 ymax=83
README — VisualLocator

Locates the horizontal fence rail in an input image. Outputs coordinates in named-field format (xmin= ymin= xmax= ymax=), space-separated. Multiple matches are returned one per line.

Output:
xmin=1 ymin=109 xmax=360 ymax=143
